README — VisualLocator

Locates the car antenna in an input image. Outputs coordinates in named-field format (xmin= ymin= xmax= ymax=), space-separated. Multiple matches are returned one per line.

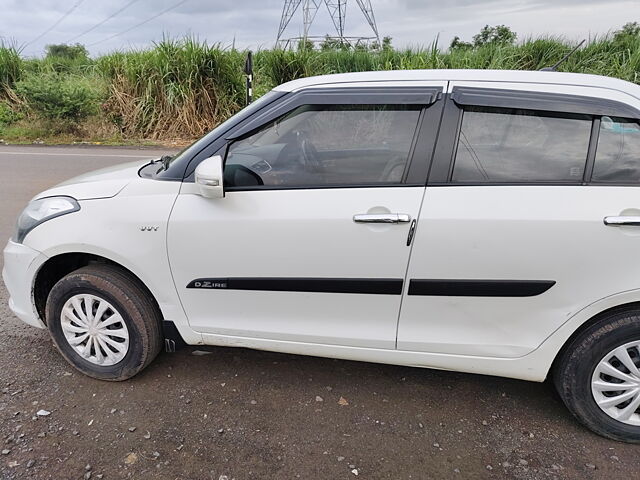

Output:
xmin=244 ymin=51 xmax=253 ymax=105
xmin=540 ymin=39 xmax=586 ymax=71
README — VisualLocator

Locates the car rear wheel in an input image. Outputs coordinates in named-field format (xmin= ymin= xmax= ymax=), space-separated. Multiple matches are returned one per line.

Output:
xmin=554 ymin=308 xmax=640 ymax=443
xmin=46 ymin=264 xmax=163 ymax=381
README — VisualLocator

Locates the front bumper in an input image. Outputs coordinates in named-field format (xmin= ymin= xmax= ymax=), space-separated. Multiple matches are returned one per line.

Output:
xmin=2 ymin=240 xmax=48 ymax=328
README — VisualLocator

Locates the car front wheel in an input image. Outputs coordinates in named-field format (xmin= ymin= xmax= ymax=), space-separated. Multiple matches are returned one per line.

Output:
xmin=46 ymin=264 xmax=163 ymax=381
xmin=554 ymin=308 xmax=640 ymax=443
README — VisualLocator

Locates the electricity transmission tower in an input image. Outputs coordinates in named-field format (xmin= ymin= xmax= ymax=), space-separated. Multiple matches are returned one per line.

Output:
xmin=276 ymin=0 xmax=380 ymax=49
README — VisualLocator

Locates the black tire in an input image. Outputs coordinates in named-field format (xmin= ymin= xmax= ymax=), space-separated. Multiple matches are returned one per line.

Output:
xmin=45 ymin=264 xmax=163 ymax=381
xmin=553 ymin=307 xmax=640 ymax=443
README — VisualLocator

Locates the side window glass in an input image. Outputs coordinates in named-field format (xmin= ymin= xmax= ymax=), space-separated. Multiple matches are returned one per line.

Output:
xmin=224 ymin=104 xmax=421 ymax=188
xmin=592 ymin=117 xmax=640 ymax=183
xmin=451 ymin=107 xmax=591 ymax=183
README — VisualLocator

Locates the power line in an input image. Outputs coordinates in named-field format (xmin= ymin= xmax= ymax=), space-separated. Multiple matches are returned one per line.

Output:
xmin=88 ymin=0 xmax=189 ymax=47
xmin=25 ymin=0 xmax=86 ymax=48
xmin=66 ymin=0 xmax=143 ymax=43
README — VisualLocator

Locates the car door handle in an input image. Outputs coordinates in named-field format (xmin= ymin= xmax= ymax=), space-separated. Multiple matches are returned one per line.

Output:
xmin=603 ymin=216 xmax=640 ymax=226
xmin=353 ymin=213 xmax=411 ymax=224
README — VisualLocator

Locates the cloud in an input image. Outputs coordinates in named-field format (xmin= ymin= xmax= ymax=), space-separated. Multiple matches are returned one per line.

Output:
xmin=1 ymin=0 xmax=637 ymax=57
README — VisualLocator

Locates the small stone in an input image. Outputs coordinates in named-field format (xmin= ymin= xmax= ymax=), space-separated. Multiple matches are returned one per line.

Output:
xmin=338 ymin=397 xmax=349 ymax=406
xmin=36 ymin=410 xmax=50 ymax=417
xmin=349 ymin=464 xmax=356 ymax=469
xmin=315 ymin=396 xmax=324 ymax=402
xmin=453 ymin=468 xmax=460 ymax=473
xmin=482 ymin=420 xmax=488 ymax=426
xmin=128 ymin=427 xmax=136 ymax=432
xmin=26 ymin=459 xmax=35 ymax=468
xmin=73 ymin=431 xmax=79 ymax=436
xmin=8 ymin=461 xmax=18 ymax=468
xmin=84 ymin=472 xmax=92 ymax=480
xmin=153 ymin=451 xmax=160 ymax=458
xmin=2 ymin=449 xmax=10 ymax=455
xmin=37 ymin=432 xmax=45 ymax=438
xmin=433 ymin=443 xmax=440 ymax=448
xmin=518 ymin=459 xmax=528 ymax=466
xmin=124 ymin=452 xmax=138 ymax=465
xmin=486 ymin=465 xmax=493 ymax=471
xmin=85 ymin=464 xmax=92 ymax=471
xmin=144 ymin=431 xmax=151 ymax=439
xmin=337 ymin=456 xmax=345 ymax=462
xmin=586 ymin=463 xmax=596 ymax=470
xmin=250 ymin=400 xmax=257 ymax=405
xmin=503 ymin=462 xmax=512 ymax=468
xmin=110 ymin=409 xmax=117 ymax=414
xmin=218 ymin=428 xmax=224 ymax=434
xmin=611 ymin=456 xmax=619 ymax=461
xmin=351 ymin=469 xmax=359 ymax=476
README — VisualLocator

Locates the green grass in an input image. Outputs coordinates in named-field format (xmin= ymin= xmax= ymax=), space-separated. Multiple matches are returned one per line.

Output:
xmin=1 ymin=34 xmax=640 ymax=143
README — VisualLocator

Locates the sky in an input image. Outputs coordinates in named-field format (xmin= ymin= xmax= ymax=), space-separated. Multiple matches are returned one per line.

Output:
xmin=1 ymin=0 xmax=638 ymax=57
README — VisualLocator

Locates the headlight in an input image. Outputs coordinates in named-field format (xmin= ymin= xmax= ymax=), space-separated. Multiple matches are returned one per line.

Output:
xmin=13 ymin=196 xmax=80 ymax=244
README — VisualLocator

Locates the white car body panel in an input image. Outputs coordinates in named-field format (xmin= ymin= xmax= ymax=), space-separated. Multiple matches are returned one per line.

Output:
xmin=397 ymin=186 xmax=640 ymax=357
xmin=168 ymin=187 xmax=425 ymax=349
xmin=33 ymin=160 xmax=150 ymax=201
xmin=22 ymin=175 xmax=203 ymax=346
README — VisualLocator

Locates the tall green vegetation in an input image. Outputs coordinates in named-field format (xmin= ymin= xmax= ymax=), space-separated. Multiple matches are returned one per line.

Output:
xmin=96 ymin=38 xmax=246 ymax=138
xmin=0 ymin=43 xmax=22 ymax=100
xmin=0 ymin=24 xmax=639 ymax=142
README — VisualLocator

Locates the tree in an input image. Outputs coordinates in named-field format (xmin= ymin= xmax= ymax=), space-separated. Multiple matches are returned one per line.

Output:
xmin=381 ymin=36 xmax=393 ymax=52
xmin=297 ymin=38 xmax=314 ymax=51
xmin=45 ymin=43 xmax=88 ymax=61
xmin=449 ymin=35 xmax=472 ymax=50
xmin=613 ymin=22 xmax=640 ymax=42
xmin=319 ymin=35 xmax=345 ymax=51
xmin=472 ymin=25 xmax=517 ymax=47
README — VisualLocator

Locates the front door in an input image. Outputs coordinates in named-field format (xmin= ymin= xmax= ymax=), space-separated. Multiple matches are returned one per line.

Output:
xmin=168 ymin=86 xmax=445 ymax=348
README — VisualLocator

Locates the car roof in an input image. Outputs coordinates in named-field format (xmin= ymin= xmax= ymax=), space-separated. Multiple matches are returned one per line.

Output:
xmin=274 ymin=69 xmax=640 ymax=100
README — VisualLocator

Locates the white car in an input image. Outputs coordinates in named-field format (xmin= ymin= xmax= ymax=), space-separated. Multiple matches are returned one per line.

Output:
xmin=4 ymin=69 xmax=640 ymax=442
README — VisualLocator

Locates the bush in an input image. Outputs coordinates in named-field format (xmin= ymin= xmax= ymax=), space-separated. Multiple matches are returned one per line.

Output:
xmin=0 ymin=101 xmax=22 ymax=126
xmin=15 ymin=74 xmax=103 ymax=132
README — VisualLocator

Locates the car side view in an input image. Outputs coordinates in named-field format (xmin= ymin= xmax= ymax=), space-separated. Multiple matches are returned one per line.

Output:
xmin=4 ymin=69 xmax=640 ymax=443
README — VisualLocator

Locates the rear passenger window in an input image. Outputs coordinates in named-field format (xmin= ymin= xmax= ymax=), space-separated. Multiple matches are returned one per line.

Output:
xmin=452 ymin=107 xmax=592 ymax=183
xmin=592 ymin=117 xmax=640 ymax=183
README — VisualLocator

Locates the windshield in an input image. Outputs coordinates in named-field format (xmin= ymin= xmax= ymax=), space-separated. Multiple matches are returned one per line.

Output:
xmin=156 ymin=91 xmax=285 ymax=179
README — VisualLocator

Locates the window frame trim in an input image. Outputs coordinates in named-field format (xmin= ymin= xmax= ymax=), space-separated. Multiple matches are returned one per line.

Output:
xmin=221 ymin=86 xmax=445 ymax=192
xmin=427 ymin=88 xmax=634 ymax=187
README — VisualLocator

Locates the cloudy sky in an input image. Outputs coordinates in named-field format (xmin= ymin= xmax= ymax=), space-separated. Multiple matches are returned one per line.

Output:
xmin=1 ymin=0 xmax=638 ymax=57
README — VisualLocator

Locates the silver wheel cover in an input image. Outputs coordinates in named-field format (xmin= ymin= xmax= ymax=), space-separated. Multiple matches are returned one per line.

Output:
xmin=60 ymin=294 xmax=130 ymax=366
xmin=591 ymin=340 xmax=640 ymax=426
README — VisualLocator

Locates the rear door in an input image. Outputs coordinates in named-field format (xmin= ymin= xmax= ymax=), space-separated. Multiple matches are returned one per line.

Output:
xmin=397 ymin=81 xmax=640 ymax=358
xmin=168 ymin=84 xmax=446 ymax=349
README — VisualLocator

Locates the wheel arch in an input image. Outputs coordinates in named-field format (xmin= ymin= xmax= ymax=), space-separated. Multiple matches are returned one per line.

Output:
xmin=550 ymin=300 xmax=640 ymax=380
xmin=33 ymin=252 xmax=161 ymax=325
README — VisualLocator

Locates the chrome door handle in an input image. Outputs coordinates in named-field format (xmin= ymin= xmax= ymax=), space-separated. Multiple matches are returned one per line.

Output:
xmin=604 ymin=216 xmax=640 ymax=226
xmin=353 ymin=213 xmax=411 ymax=224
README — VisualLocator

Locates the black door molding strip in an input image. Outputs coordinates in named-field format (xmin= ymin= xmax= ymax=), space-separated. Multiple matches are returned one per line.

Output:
xmin=186 ymin=278 xmax=404 ymax=295
xmin=408 ymin=279 xmax=556 ymax=297
xmin=187 ymin=277 xmax=555 ymax=297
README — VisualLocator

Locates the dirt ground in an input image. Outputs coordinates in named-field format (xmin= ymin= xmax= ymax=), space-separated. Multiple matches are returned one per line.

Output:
xmin=1 ymin=145 xmax=639 ymax=480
